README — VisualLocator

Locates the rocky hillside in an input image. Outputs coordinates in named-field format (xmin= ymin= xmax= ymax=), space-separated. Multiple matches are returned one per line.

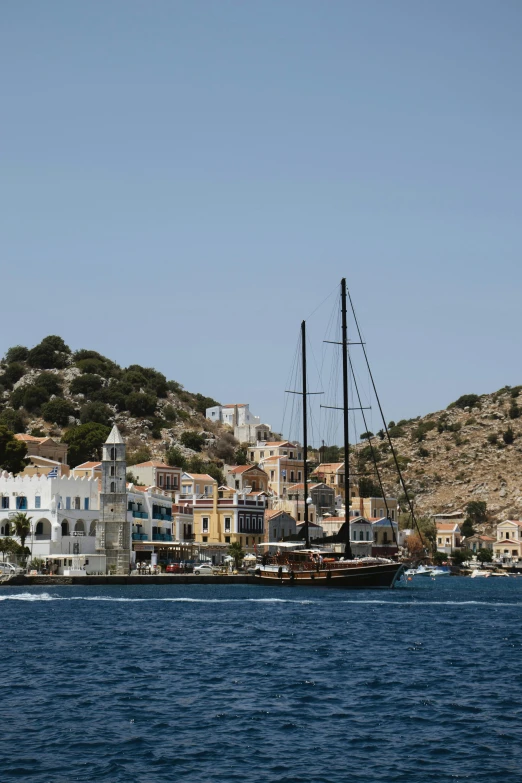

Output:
xmin=352 ymin=387 xmax=522 ymax=525
xmin=0 ymin=336 xmax=238 ymax=475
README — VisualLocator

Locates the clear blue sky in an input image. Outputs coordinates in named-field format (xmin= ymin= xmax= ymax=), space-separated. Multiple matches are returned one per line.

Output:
xmin=2 ymin=1 xmax=521 ymax=444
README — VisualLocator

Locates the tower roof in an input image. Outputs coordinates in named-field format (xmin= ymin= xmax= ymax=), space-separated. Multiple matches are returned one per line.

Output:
xmin=105 ymin=425 xmax=124 ymax=445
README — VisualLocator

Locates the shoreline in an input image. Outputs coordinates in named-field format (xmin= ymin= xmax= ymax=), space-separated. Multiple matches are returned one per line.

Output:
xmin=0 ymin=574 xmax=257 ymax=586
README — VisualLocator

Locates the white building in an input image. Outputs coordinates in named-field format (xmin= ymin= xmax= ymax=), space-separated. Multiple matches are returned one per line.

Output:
xmin=0 ymin=471 xmax=100 ymax=560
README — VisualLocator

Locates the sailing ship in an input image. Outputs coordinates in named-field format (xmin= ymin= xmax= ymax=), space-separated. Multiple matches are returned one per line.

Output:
xmin=255 ymin=279 xmax=405 ymax=588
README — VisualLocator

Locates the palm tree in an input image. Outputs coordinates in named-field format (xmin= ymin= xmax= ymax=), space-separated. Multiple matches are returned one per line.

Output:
xmin=228 ymin=541 xmax=244 ymax=570
xmin=11 ymin=512 xmax=32 ymax=549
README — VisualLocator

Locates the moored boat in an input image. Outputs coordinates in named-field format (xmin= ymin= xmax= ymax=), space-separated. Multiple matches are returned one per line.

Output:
xmin=255 ymin=550 xmax=403 ymax=587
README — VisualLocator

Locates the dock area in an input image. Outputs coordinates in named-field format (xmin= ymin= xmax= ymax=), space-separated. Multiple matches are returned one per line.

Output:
xmin=0 ymin=574 xmax=258 ymax=586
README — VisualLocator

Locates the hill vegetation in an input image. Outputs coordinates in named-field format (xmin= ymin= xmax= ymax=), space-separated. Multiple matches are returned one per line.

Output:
xmin=0 ymin=336 xmax=240 ymax=482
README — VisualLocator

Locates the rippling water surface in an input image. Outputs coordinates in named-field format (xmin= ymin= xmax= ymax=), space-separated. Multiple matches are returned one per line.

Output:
xmin=2 ymin=578 xmax=522 ymax=782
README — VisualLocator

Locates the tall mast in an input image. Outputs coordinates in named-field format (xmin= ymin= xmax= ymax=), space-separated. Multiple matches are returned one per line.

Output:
xmin=301 ymin=320 xmax=310 ymax=549
xmin=341 ymin=279 xmax=352 ymax=559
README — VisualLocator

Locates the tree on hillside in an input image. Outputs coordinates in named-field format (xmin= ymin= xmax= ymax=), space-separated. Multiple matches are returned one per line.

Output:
xmin=79 ymin=402 xmax=113 ymax=427
xmin=62 ymin=423 xmax=110 ymax=466
xmin=360 ymin=431 xmax=374 ymax=441
xmin=358 ymin=477 xmax=382 ymax=498
xmin=166 ymin=447 xmax=187 ymax=471
xmin=27 ymin=336 xmax=70 ymax=369
xmin=466 ymin=501 xmax=487 ymax=526
xmin=477 ymin=548 xmax=493 ymax=563
xmin=0 ymin=409 xmax=26 ymax=434
xmin=234 ymin=446 xmax=248 ymax=466
xmin=41 ymin=398 xmax=76 ymax=426
xmin=460 ymin=518 xmax=475 ymax=538
xmin=0 ymin=425 xmax=28 ymax=474
xmin=450 ymin=394 xmax=480 ymax=410
xmin=125 ymin=392 xmax=157 ymax=417
xmin=180 ymin=431 xmax=205 ymax=452
xmin=126 ymin=446 xmax=152 ymax=466
xmin=210 ymin=433 xmax=238 ymax=462
xmin=451 ymin=548 xmax=473 ymax=566
xmin=5 ymin=346 xmax=29 ymax=363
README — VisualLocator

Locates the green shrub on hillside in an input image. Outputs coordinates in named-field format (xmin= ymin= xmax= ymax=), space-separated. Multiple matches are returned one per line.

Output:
xmin=449 ymin=394 xmax=480 ymax=410
xmin=27 ymin=336 xmax=70 ymax=369
xmin=11 ymin=384 xmax=50 ymax=412
xmin=125 ymin=392 xmax=157 ymax=417
xmin=34 ymin=372 xmax=62 ymax=397
xmin=41 ymin=398 xmax=76 ymax=426
xmin=5 ymin=346 xmax=29 ymax=363
xmin=166 ymin=446 xmax=187 ymax=470
xmin=79 ymin=402 xmax=113 ymax=427
xmin=62 ymin=422 xmax=111 ymax=466
xmin=70 ymin=374 xmax=104 ymax=395
xmin=0 ymin=408 xmax=26 ymax=434
xmin=180 ymin=431 xmax=205 ymax=452
xmin=1 ymin=362 xmax=26 ymax=387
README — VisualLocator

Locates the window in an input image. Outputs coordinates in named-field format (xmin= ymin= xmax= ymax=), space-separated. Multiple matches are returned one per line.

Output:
xmin=110 ymin=447 xmax=116 ymax=460
xmin=270 ymin=451 xmax=274 ymax=456
xmin=61 ymin=521 xmax=70 ymax=536
xmin=166 ymin=477 xmax=170 ymax=489
xmin=16 ymin=496 xmax=27 ymax=510
xmin=235 ymin=480 xmax=240 ymax=489
xmin=74 ymin=497 xmax=81 ymax=510
xmin=506 ymin=532 xmax=510 ymax=540
xmin=283 ymin=451 xmax=287 ymax=456
xmin=245 ymin=537 xmax=248 ymax=546
xmin=366 ymin=531 xmax=370 ymax=540
xmin=273 ymin=528 xmax=277 ymax=538
xmin=250 ymin=452 xmax=254 ymax=461
xmin=445 ymin=537 xmax=450 ymax=545
xmin=290 ymin=471 xmax=294 ymax=482
xmin=225 ymin=536 xmax=230 ymax=544
xmin=298 ymin=452 xmax=302 ymax=460
xmin=224 ymin=517 xmax=231 ymax=533
xmin=297 ymin=512 xmax=301 ymax=521
xmin=202 ymin=536 xmax=208 ymax=543
xmin=383 ymin=532 xmax=388 ymax=544
xmin=260 ymin=451 xmax=264 ymax=458
xmin=173 ymin=478 xmax=179 ymax=489
xmin=84 ymin=498 xmax=89 ymax=510
xmin=359 ymin=531 xmax=364 ymax=541
xmin=289 ymin=452 xmax=294 ymax=459
xmin=35 ymin=522 xmax=43 ymax=535
xmin=159 ymin=475 xmax=163 ymax=486
xmin=298 ymin=472 xmax=302 ymax=482
xmin=391 ymin=510 xmax=395 ymax=520
xmin=66 ymin=497 xmax=71 ymax=510
xmin=195 ymin=484 xmax=200 ymax=494
xmin=110 ymin=466 xmax=115 ymax=476
xmin=35 ymin=496 xmax=41 ymax=509
xmin=1 ymin=497 xmax=8 ymax=509
xmin=202 ymin=517 xmax=209 ymax=532
xmin=438 ymin=538 xmax=442 ymax=545
xmin=110 ymin=482 xmax=116 ymax=492
xmin=270 ymin=471 xmax=275 ymax=480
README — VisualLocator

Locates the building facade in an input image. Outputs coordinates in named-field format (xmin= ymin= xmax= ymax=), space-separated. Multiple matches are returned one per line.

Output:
xmin=226 ymin=464 xmax=269 ymax=493
xmin=127 ymin=460 xmax=181 ymax=493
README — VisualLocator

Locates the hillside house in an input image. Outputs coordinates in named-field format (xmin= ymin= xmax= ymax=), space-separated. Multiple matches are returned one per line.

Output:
xmin=436 ymin=522 xmax=462 ymax=554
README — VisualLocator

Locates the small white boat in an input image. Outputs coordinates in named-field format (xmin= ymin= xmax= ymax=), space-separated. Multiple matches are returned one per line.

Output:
xmin=405 ymin=564 xmax=448 ymax=578
xmin=470 ymin=569 xmax=490 ymax=578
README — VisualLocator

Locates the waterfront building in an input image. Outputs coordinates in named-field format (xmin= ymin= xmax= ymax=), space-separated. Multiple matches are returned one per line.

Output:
xmin=465 ymin=534 xmax=495 ymax=554
xmin=96 ymin=425 xmax=130 ymax=575
xmin=372 ymin=517 xmax=400 ymax=557
xmin=286 ymin=482 xmax=336 ymax=519
xmin=494 ymin=520 xmax=522 ymax=561
xmin=0 ymin=470 xmax=100 ymax=560
xmin=350 ymin=495 xmax=398 ymax=522
xmin=264 ymin=509 xmax=297 ymax=542
xmin=126 ymin=460 xmax=181 ymax=494
xmin=436 ymin=522 xmax=462 ymax=554
xmin=295 ymin=520 xmax=324 ymax=540
xmin=179 ymin=483 xmax=265 ymax=558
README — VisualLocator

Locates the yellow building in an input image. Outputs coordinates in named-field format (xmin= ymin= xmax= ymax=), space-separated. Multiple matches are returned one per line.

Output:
xmin=350 ymin=496 xmax=398 ymax=522
xmin=191 ymin=483 xmax=266 ymax=552
xmin=494 ymin=520 xmax=522 ymax=561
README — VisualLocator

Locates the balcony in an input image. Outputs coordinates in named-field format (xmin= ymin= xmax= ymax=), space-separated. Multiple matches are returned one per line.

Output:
xmin=132 ymin=533 xmax=149 ymax=541
xmin=132 ymin=511 xmax=149 ymax=519
xmin=152 ymin=512 xmax=172 ymax=521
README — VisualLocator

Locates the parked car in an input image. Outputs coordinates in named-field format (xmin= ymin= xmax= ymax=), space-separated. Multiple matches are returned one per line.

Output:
xmin=193 ymin=563 xmax=214 ymax=576
xmin=0 ymin=563 xmax=23 ymax=575
xmin=166 ymin=563 xmax=183 ymax=573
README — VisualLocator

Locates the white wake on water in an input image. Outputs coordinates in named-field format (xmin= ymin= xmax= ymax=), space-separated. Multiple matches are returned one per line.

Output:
xmin=0 ymin=593 xmax=521 ymax=607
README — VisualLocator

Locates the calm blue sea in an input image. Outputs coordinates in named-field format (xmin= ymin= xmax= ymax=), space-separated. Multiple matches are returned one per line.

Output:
xmin=1 ymin=577 xmax=522 ymax=783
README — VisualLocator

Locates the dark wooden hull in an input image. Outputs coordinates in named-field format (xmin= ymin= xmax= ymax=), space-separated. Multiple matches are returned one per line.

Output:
xmin=255 ymin=562 xmax=404 ymax=588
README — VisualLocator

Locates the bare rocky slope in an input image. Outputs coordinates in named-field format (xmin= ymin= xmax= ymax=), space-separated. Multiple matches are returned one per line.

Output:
xmin=352 ymin=387 xmax=522 ymax=524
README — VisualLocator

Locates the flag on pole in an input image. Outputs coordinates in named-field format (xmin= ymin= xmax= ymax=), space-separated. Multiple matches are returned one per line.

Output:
xmin=47 ymin=467 xmax=58 ymax=478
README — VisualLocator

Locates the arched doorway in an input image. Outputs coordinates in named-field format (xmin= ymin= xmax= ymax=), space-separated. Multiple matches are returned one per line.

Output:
xmin=89 ymin=520 xmax=97 ymax=537
xmin=61 ymin=520 xmax=70 ymax=537
xmin=74 ymin=520 xmax=85 ymax=534
xmin=35 ymin=519 xmax=52 ymax=539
